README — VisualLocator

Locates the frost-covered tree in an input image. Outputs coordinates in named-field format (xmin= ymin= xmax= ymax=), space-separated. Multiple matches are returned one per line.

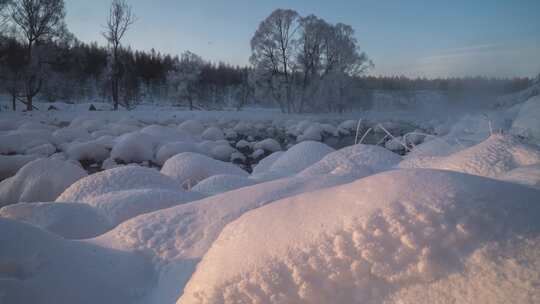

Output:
xmin=319 ymin=23 xmax=372 ymax=112
xmin=8 ymin=0 xmax=66 ymax=110
xmin=167 ymin=51 xmax=204 ymax=110
xmin=103 ymin=0 xmax=135 ymax=110
xmin=297 ymin=14 xmax=331 ymax=112
xmin=250 ymin=9 xmax=301 ymax=113
xmin=250 ymin=9 xmax=371 ymax=113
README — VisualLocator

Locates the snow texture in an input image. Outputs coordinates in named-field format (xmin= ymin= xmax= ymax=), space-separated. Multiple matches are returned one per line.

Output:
xmin=180 ymin=169 xmax=540 ymax=304
xmin=0 ymin=202 xmax=112 ymax=239
xmin=161 ymin=152 xmax=248 ymax=188
xmin=56 ymin=165 xmax=179 ymax=203
xmin=0 ymin=159 xmax=87 ymax=206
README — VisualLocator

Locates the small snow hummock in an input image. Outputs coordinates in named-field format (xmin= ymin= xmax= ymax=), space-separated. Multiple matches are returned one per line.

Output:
xmin=400 ymin=134 xmax=540 ymax=179
xmin=0 ymin=218 xmax=153 ymax=304
xmin=299 ymin=143 xmax=401 ymax=177
xmin=191 ymin=174 xmax=256 ymax=196
xmin=110 ymin=132 xmax=158 ymax=163
xmin=178 ymin=119 xmax=205 ymax=136
xmin=259 ymin=141 xmax=335 ymax=176
xmin=83 ymin=188 xmax=204 ymax=225
xmin=201 ymin=126 xmax=225 ymax=141
xmin=161 ymin=152 xmax=248 ymax=189
xmin=56 ymin=165 xmax=179 ymax=203
xmin=0 ymin=202 xmax=112 ymax=239
xmin=253 ymin=138 xmax=282 ymax=153
xmin=156 ymin=142 xmax=201 ymax=165
xmin=0 ymin=159 xmax=87 ymax=207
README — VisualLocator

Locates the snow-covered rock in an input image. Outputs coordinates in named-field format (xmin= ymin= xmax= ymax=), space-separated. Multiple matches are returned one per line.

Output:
xmin=0 ymin=159 xmax=87 ymax=207
xmin=25 ymin=143 xmax=56 ymax=156
xmin=191 ymin=174 xmax=256 ymax=196
xmin=263 ymin=141 xmax=335 ymax=176
xmin=211 ymin=144 xmax=237 ymax=162
xmin=299 ymin=144 xmax=401 ymax=177
xmin=156 ymin=142 xmax=201 ymax=165
xmin=83 ymin=189 xmax=204 ymax=225
xmin=0 ymin=202 xmax=111 ymax=239
xmin=338 ymin=119 xmax=359 ymax=135
xmin=0 ymin=219 xmax=153 ymax=304
xmin=498 ymin=164 xmax=540 ymax=189
xmin=0 ymin=154 xmax=41 ymax=180
xmin=297 ymin=123 xmax=323 ymax=142
xmin=140 ymin=124 xmax=194 ymax=143
xmin=0 ymin=130 xmax=55 ymax=155
xmin=111 ymin=132 xmax=158 ymax=163
xmin=251 ymin=151 xmax=284 ymax=175
xmin=53 ymin=127 xmax=92 ymax=143
xmin=161 ymin=152 xmax=248 ymax=188
xmin=400 ymin=134 xmax=540 ymax=179
xmin=178 ymin=120 xmax=205 ymax=136
xmin=201 ymin=127 xmax=225 ymax=141
xmin=253 ymin=138 xmax=281 ymax=153
xmin=56 ymin=165 xmax=179 ymax=203
xmin=94 ymin=173 xmax=358 ymax=303
xmin=511 ymin=95 xmax=540 ymax=144
xmin=180 ymin=169 xmax=540 ymax=304
xmin=66 ymin=141 xmax=110 ymax=162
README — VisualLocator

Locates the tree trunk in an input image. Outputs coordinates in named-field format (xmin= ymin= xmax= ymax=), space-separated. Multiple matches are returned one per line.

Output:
xmin=12 ymin=93 xmax=16 ymax=111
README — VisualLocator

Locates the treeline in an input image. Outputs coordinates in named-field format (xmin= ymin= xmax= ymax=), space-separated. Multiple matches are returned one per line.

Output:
xmin=0 ymin=1 xmax=535 ymax=112
xmin=356 ymin=76 xmax=532 ymax=93
xmin=0 ymin=33 xmax=248 ymax=109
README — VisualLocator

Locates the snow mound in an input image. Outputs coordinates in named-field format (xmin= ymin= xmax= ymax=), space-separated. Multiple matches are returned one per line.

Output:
xmin=66 ymin=141 xmax=110 ymax=162
xmin=111 ymin=132 xmax=158 ymax=163
xmin=300 ymin=144 xmax=401 ymax=177
xmin=253 ymin=138 xmax=281 ymax=153
xmin=0 ymin=130 xmax=56 ymax=154
xmin=0 ymin=219 xmax=153 ymax=303
xmin=53 ymin=127 xmax=91 ymax=143
xmin=178 ymin=120 xmax=205 ymax=136
xmin=251 ymin=151 xmax=284 ymax=175
xmin=95 ymin=174 xmax=356 ymax=265
xmin=161 ymin=152 xmax=248 ymax=188
xmin=84 ymin=188 xmax=204 ymax=225
xmin=264 ymin=141 xmax=335 ymax=176
xmin=511 ymin=95 xmax=540 ymax=144
xmin=57 ymin=165 xmax=179 ymax=203
xmin=141 ymin=124 xmax=194 ymax=143
xmin=0 ymin=154 xmax=41 ymax=180
xmin=211 ymin=144 xmax=237 ymax=161
xmin=400 ymin=134 xmax=540 ymax=178
xmin=180 ymin=169 xmax=540 ymax=304
xmin=0 ymin=202 xmax=111 ymax=239
xmin=191 ymin=174 xmax=256 ymax=196
xmin=0 ymin=159 xmax=87 ymax=207
xmin=156 ymin=142 xmax=202 ymax=165
xmin=498 ymin=164 xmax=540 ymax=189
xmin=201 ymin=127 xmax=225 ymax=141
xmin=405 ymin=136 xmax=466 ymax=159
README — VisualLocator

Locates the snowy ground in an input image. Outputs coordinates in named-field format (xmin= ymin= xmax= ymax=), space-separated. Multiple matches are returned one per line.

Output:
xmin=0 ymin=91 xmax=539 ymax=303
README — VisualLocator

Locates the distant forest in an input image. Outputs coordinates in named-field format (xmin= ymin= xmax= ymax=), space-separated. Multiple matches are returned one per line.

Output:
xmin=0 ymin=1 xmax=535 ymax=112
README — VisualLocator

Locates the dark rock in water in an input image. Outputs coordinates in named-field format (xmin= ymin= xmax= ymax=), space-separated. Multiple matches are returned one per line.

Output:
xmin=48 ymin=105 xmax=58 ymax=111
xmin=89 ymin=104 xmax=97 ymax=111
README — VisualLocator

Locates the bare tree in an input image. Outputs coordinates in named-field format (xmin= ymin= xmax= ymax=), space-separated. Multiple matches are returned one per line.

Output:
xmin=250 ymin=9 xmax=301 ymax=113
xmin=167 ymin=51 xmax=203 ymax=111
xmin=0 ymin=0 xmax=10 ymax=28
xmin=103 ymin=0 xmax=135 ymax=110
xmin=9 ymin=0 xmax=65 ymax=111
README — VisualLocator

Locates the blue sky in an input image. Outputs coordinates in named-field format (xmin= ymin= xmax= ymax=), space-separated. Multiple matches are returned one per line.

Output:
xmin=65 ymin=0 xmax=540 ymax=78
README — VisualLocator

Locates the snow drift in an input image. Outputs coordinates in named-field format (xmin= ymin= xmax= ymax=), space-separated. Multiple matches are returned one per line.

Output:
xmin=180 ymin=169 xmax=540 ymax=304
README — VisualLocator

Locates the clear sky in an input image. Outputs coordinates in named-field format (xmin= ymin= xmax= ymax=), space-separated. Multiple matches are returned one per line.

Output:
xmin=65 ymin=0 xmax=540 ymax=78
